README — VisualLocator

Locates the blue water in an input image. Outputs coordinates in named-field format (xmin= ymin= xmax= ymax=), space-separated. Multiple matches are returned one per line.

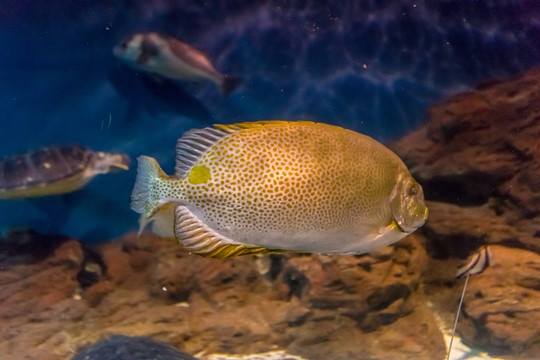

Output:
xmin=1 ymin=1 xmax=539 ymax=241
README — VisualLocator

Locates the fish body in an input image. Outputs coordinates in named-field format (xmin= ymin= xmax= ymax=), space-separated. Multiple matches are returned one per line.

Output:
xmin=0 ymin=145 xmax=130 ymax=199
xmin=131 ymin=121 xmax=428 ymax=259
xmin=113 ymin=32 xmax=240 ymax=96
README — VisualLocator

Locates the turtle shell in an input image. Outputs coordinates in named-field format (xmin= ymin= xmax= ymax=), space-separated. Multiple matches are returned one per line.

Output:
xmin=0 ymin=145 xmax=95 ymax=198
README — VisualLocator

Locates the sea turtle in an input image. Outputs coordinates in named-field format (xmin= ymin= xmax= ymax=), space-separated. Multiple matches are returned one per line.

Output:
xmin=0 ymin=145 xmax=130 ymax=199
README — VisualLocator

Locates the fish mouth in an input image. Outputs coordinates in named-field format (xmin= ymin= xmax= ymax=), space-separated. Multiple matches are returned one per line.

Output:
xmin=392 ymin=218 xmax=408 ymax=233
xmin=391 ymin=214 xmax=426 ymax=234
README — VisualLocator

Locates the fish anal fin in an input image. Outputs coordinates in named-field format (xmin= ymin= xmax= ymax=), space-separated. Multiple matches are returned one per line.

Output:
xmin=174 ymin=206 xmax=283 ymax=259
xmin=203 ymin=243 xmax=282 ymax=260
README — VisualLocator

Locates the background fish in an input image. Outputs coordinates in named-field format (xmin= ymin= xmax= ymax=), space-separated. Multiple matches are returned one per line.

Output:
xmin=113 ymin=32 xmax=240 ymax=96
xmin=131 ymin=121 xmax=428 ymax=259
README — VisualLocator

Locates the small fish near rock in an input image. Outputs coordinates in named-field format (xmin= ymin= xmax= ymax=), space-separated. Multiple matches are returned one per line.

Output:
xmin=113 ymin=32 xmax=240 ymax=96
xmin=131 ymin=121 xmax=428 ymax=259
xmin=0 ymin=145 xmax=130 ymax=199
xmin=456 ymin=246 xmax=493 ymax=279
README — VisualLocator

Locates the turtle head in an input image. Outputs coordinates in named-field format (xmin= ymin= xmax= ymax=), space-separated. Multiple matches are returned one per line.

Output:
xmin=94 ymin=152 xmax=131 ymax=174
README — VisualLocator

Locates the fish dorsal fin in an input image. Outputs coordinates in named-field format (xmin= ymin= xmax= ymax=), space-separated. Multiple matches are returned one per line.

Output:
xmin=174 ymin=205 xmax=281 ymax=259
xmin=213 ymin=120 xmax=316 ymax=132
xmin=175 ymin=126 xmax=230 ymax=178
xmin=175 ymin=121 xmax=310 ymax=178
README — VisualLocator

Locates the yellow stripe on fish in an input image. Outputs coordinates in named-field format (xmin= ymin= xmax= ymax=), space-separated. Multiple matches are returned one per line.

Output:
xmin=131 ymin=121 xmax=428 ymax=259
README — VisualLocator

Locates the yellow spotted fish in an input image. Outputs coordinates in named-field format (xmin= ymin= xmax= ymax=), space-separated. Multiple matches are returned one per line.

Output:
xmin=131 ymin=121 xmax=428 ymax=259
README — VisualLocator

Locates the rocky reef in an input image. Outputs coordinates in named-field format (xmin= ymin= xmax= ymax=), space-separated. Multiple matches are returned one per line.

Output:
xmin=2 ymin=67 xmax=540 ymax=359
xmin=0 ymin=231 xmax=444 ymax=360
xmin=392 ymin=66 xmax=540 ymax=357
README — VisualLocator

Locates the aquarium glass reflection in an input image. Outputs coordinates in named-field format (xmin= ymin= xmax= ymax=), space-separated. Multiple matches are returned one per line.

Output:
xmin=1 ymin=1 xmax=539 ymax=360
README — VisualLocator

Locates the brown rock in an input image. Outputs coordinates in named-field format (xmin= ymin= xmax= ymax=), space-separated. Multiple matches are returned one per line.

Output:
xmin=101 ymin=242 xmax=132 ymax=284
xmin=392 ymin=67 xmax=540 ymax=357
xmin=0 ymin=239 xmax=84 ymax=360
xmin=0 ymin=231 xmax=445 ymax=360
xmin=421 ymin=201 xmax=540 ymax=258
xmin=459 ymin=246 xmax=540 ymax=357
xmin=84 ymin=280 xmax=116 ymax=307
xmin=279 ymin=236 xmax=428 ymax=335
xmin=391 ymin=67 xmax=540 ymax=227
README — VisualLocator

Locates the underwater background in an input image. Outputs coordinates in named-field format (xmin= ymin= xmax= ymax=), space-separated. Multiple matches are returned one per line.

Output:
xmin=1 ymin=0 xmax=539 ymax=241
xmin=2 ymin=2 xmax=540 ymax=360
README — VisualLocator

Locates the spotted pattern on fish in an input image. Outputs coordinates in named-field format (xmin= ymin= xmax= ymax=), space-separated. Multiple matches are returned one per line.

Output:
xmin=153 ymin=122 xmax=400 ymax=233
xmin=131 ymin=121 xmax=428 ymax=258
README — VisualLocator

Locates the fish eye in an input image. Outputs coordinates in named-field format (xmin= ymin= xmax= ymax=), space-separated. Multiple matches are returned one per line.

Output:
xmin=120 ymin=41 xmax=128 ymax=49
xmin=407 ymin=183 xmax=419 ymax=196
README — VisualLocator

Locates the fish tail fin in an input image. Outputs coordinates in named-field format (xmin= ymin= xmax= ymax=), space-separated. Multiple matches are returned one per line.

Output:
xmin=221 ymin=76 xmax=241 ymax=97
xmin=130 ymin=156 xmax=168 ymax=218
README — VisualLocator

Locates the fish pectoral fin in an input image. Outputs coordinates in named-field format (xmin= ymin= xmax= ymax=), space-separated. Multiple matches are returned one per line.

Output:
xmin=137 ymin=214 xmax=151 ymax=236
xmin=174 ymin=206 xmax=279 ymax=259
